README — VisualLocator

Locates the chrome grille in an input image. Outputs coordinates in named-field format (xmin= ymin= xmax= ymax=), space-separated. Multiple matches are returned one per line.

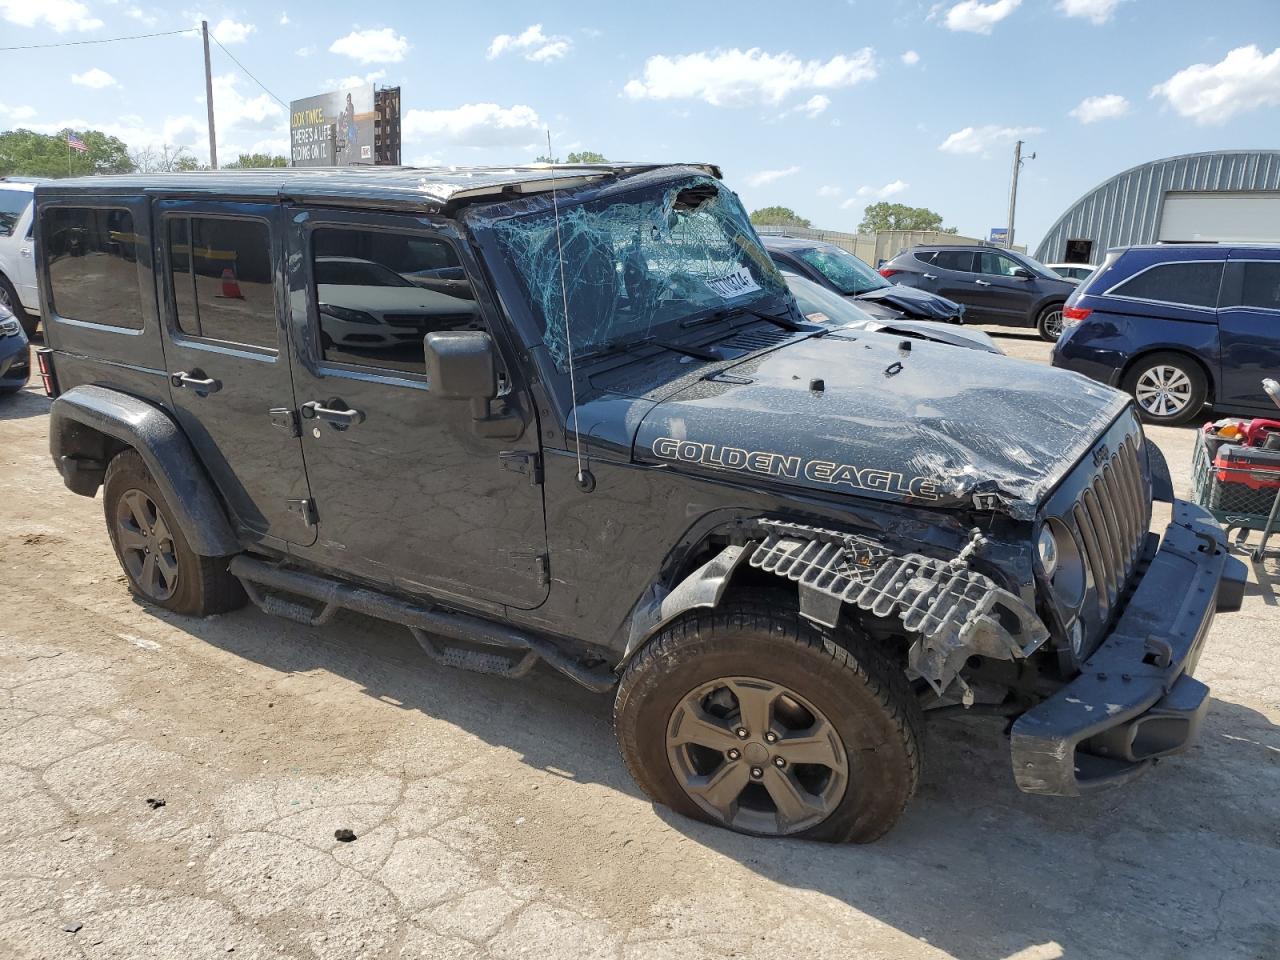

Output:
xmin=1066 ymin=435 xmax=1151 ymax=620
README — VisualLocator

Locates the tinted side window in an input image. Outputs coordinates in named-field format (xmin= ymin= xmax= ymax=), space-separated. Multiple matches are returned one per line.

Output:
xmin=44 ymin=207 xmax=142 ymax=329
xmin=933 ymin=250 xmax=975 ymax=272
xmin=0 ymin=188 xmax=30 ymax=237
xmin=168 ymin=217 xmax=276 ymax=349
xmin=913 ymin=251 xmax=936 ymax=265
xmin=978 ymin=252 xmax=1022 ymax=277
xmin=311 ymin=227 xmax=479 ymax=376
xmin=1222 ymin=261 xmax=1280 ymax=311
xmin=1109 ymin=261 xmax=1223 ymax=308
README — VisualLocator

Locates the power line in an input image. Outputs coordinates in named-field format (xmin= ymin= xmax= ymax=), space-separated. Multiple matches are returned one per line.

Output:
xmin=209 ymin=35 xmax=289 ymax=109
xmin=0 ymin=27 xmax=197 ymax=52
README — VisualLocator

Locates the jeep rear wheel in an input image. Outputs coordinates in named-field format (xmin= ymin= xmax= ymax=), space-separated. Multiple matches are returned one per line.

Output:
xmin=613 ymin=600 xmax=923 ymax=843
xmin=103 ymin=450 xmax=246 ymax=616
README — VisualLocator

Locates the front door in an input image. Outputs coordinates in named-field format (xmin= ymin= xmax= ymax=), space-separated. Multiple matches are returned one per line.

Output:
xmin=970 ymin=250 xmax=1035 ymax=323
xmin=155 ymin=200 xmax=315 ymax=547
xmin=1218 ymin=249 xmax=1280 ymax=410
xmin=920 ymin=249 xmax=981 ymax=311
xmin=285 ymin=208 xmax=549 ymax=610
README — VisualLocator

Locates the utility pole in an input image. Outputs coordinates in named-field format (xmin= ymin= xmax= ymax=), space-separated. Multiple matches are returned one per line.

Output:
xmin=202 ymin=20 xmax=218 ymax=169
xmin=1006 ymin=139 xmax=1034 ymax=250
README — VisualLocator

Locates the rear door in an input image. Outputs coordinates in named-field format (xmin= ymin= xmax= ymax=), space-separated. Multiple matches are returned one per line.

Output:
xmin=155 ymin=199 xmax=316 ymax=548
xmin=1217 ymin=249 xmax=1280 ymax=410
xmin=283 ymin=207 xmax=549 ymax=610
xmin=971 ymin=250 xmax=1036 ymax=323
xmin=918 ymin=249 xmax=980 ymax=310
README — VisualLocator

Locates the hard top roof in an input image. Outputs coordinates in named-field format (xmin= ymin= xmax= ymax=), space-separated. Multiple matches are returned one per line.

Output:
xmin=35 ymin=162 xmax=723 ymax=209
xmin=760 ymin=235 xmax=832 ymax=251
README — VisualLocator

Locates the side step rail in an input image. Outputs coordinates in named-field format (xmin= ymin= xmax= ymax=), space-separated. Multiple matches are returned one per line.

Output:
xmin=229 ymin=556 xmax=615 ymax=693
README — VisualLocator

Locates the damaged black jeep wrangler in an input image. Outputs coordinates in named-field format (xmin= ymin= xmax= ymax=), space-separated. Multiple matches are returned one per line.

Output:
xmin=36 ymin=164 xmax=1246 ymax=842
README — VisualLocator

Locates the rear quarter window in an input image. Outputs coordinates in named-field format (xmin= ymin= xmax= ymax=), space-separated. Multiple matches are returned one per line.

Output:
xmin=0 ymin=188 xmax=31 ymax=238
xmin=1107 ymin=260 xmax=1223 ymax=309
xmin=43 ymin=206 xmax=143 ymax=329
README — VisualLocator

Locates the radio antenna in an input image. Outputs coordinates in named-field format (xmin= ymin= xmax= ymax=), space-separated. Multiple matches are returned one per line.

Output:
xmin=547 ymin=129 xmax=590 ymax=489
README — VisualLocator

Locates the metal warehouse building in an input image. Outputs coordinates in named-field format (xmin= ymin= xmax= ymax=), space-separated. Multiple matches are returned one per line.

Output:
xmin=1034 ymin=149 xmax=1280 ymax=265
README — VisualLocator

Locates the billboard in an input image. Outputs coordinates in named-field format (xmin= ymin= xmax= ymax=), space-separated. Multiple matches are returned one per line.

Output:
xmin=290 ymin=86 xmax=377 ymax=167
xmin=989 ymin=227 xmax=1009 ymax=245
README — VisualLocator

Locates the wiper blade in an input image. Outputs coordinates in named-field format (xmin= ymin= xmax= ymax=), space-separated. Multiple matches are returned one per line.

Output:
xmin=740 ymin=304 xmax=805 ymax=331
xmin=651 ymin=339 xmax=721 ymax=361
xmin=578 ymin=336 xmax=720 ymax=364
xmin=680 ymin=301 xmax=806 ymax=331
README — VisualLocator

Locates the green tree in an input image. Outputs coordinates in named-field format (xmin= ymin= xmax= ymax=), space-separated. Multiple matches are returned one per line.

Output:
xmin=749 ymin=206 xmax=811 ymax=228
xmin=0 ymin=128 xmax=134 ymax=177
xmin=858 ymin=202 xmax=956 ymax=233
xmin=224 ymin=153 xmax=288 ymax=169
xmin=130 ymin=143 xmax=203 ymax=173
xmin=566 ymin=150 xmax=607 ymax=163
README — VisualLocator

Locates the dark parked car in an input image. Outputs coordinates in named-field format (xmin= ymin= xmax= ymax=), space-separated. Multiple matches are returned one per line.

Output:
xmin=0 ymin=301 xmax=30 ymax=394
xmin=879 ymin=244 xmax=1078 ymax=341
xmin=781 ymin=270 xmax=1002 ymax=353
xmin=34 ymin=165 xmax=1244 ymax=843
xmin=1053 ymin=244 xmax=1280 ymax=426
xmin=763 ymin=236 xmax=965 ymax=325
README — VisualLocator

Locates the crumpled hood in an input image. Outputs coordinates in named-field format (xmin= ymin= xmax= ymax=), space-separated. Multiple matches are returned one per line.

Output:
xmin=633 ymin=330 xmax=1129 ymax=517
xmin=854 ymin=284 xmax=963 ymax=322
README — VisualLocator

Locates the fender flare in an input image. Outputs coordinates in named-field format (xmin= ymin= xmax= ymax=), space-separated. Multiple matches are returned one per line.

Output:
xmin=49 ymin=384 xmax=240 ymax=556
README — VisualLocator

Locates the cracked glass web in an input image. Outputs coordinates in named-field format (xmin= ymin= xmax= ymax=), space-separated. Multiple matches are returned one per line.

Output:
xmin=490 ymin=177 xmax=787 ymax=371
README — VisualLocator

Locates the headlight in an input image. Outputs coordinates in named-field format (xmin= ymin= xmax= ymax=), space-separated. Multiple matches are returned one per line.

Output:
xmin=1037 ymin=519 xmax=1085 ymax=611
xmin=0 ymin=317 xmax=19 ymax=337
xmin=319 ymin=303 xmax=379 ymax=325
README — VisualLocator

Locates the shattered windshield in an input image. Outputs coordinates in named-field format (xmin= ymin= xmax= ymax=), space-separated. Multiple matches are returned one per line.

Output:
xmin=797 ymin=246 xmax=888 ymax=295
xmin=490 ymin=177 xmax=789 ymax=370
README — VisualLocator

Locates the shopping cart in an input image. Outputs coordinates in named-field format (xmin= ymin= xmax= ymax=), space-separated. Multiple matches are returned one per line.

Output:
xmin=1190 ymin=378 xmax=1280 ymax=562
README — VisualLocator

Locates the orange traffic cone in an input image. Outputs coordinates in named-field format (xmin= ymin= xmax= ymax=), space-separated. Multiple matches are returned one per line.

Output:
xmin=219 ymin=267 xmax=244 ymax=299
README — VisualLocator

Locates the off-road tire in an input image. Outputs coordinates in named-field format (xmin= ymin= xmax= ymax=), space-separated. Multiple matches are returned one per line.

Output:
xmin=103 ymin=449 xmax=246 ymax=616
xmin=1122 ymin=351 xmax=1208 ymax=426
xmin=1036 ymin=302 xmax=1065 ymax=342
xmin=0 ymin=274 xmax=36 ymax=339
xmin=614 ymin=599 xmax=923 ymax=843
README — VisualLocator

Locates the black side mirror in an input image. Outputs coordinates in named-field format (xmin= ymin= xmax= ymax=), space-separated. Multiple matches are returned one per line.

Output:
xmin=424 ymin=330 xmax=523 ymax=439
xmin=1013 ymin=267 xmax=1034 ymax=280
xmin=425 ymin=330 xmax=497 ymax=402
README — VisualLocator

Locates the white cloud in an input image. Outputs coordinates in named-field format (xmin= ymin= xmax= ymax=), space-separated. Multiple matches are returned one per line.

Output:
xmin=29 ymin=114 xmax=206 ymax=158
xmin=1069 ymin=93 xmax=1129 ymax=123
xmin=401 ymin=103 xmax=542 ymax=147
xmin=1057 ymin=0 xmax=1120 ymax=24
xmin=901 ymin=50 xmax=920 ymax=66
xmin=279 ymin=12 xmax=289 ymax=25
xmin=0 ymin=102 xmax=37 ymax=122
xmin=743 ymin=166 xmax=801 ymax=188
xmin=1152 ymin=45 xmax=1280 ymax=125
xmin=124 ymin=6 xmax=157 ymax=26
xmin=71 ymin=68 xmax=117 ymax=89
xmin=487 ymin=24 xmax=571 ymax=63
xmin=942 ymin=0 xmax=1021 ymax=34
xmin=798 ymin=94 xmax=830 ymax=118
xmin=938 ymin=124 xmax=1041 ymax=154
xmin=323 ymin=71 xmax=387 ymax=91
xmin=624 ymin=47 xmax=877 ymax=107
xmin=295 ymin=45 xmax=315 ymax=57
xmin=330 ymin=27 xmax=409 ymax=64
xmin=817 ymin=185 xmax=843 ymax=198
xmin=849 ymin=179 xmax=909 ymax=202
xmin=0 ymin=0 xmax=102 ymax=32
xmin=211 ymin=18 xmax=255 ymax=44
xmin=206 ymin=73 xmax=286 ymax=132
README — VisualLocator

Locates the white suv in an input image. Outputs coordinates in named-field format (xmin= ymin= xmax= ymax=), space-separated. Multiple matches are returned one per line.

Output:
xmin=0 ymin=179 xmax=41 ymax=337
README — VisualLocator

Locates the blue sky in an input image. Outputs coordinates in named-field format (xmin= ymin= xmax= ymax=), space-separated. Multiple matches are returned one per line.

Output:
xmin=2 ymin=0 xmax=1279 ymax=249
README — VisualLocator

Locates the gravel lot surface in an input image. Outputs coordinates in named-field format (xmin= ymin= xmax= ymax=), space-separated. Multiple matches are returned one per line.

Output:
xmin=1 ymin=330 xmax=1276 ymax=960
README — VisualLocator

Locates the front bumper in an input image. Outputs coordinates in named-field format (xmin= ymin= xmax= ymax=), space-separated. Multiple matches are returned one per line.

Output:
xmin=1010 ymin=499 xmax=1246 ymax=796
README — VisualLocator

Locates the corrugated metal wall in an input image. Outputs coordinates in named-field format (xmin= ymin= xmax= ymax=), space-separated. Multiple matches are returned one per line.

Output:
xmin=1034 ymin=150 xmax=1280 ymax=263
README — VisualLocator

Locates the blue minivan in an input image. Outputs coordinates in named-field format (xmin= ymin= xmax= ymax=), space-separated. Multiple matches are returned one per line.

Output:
xmin=1053 ymin=244 xmax=1280 ymax=425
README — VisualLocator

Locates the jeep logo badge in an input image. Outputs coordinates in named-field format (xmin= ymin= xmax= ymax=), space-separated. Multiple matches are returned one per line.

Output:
xmin=1092 ymin=443 xmax=1110 ymax=468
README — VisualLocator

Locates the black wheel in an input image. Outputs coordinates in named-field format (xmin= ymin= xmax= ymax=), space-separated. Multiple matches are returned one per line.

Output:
xmin=1036 ymin=303 xmax=1065 ymax=342
xmin=103 ymin=449 xmax=246 ymax=616
xmin=614 ymin=599 xmax=923 ymax=843
xmin=1123 ymin=351 xmax=1208 ymax=426
xmin=0 ymin=275 xmax=36 ymax=339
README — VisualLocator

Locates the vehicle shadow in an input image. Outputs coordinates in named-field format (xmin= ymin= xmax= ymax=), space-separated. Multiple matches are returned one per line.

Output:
xmin=139 ymin=600 xmax=1280 ymax=960
xmin=0 ymin=383 xmax=51 ymax=421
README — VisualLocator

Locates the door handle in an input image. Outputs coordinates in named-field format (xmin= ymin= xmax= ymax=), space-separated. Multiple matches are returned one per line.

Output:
xmin=19 ymin=247 xmax=31 ymax=258
xmin=170 ymin=370 xmax=222 ymax=395
xmin=301 ymin=399 xmax=365 ymax=429
xmin=922 ymin=273 xmax=938 ymax=281
xmin=974 ymin=280 xmax=992 ymax=286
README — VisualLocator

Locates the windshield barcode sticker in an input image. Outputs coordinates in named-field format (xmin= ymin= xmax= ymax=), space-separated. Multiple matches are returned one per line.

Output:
xmin=705 ymin=267 xmax=762 ymax=299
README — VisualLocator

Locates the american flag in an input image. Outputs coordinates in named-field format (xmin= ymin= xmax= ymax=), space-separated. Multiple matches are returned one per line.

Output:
xmin=65 ymin=133 xmax=88 ymax=153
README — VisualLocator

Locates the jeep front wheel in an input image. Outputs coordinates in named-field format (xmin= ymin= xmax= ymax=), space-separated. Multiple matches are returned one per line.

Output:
xmin=103 ymin=449 xmax=246 ymax=616
xmin=613 ymin=600 xmax=923 ymax=843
